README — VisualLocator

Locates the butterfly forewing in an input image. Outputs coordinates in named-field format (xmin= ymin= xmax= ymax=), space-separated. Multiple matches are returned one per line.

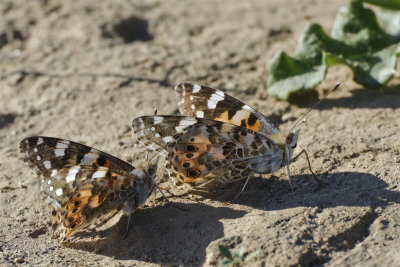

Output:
xmin=21 ymin=136 xmax=135 ymax=173
xmin=20 ymin=136 xmax=154 ymax=240
xmin=132 ymin=115 xmax=200 ymax=152
xmin=175 ymin=83 xmax=280 ymax=136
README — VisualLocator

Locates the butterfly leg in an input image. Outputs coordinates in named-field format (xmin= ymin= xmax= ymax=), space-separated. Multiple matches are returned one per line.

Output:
xmin=292 ymin=149 xmax=325 ymax=192
xmin=292 ymin=149 xmax=319 ymax=182
xmin=122 ymin=214 xmax=132 ymax=239
xmin=231 ymin=174 xmax=252 ymax=201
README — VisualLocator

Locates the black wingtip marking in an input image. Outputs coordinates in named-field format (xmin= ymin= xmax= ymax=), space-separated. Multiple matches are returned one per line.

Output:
xmin=247 ymin=113 xmax=258 ymax=126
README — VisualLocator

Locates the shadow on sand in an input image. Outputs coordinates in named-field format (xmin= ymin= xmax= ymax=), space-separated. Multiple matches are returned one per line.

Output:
xmin=64 ymin=171 xmax=400 ymax=265
xmin=196 ymin=171 xmax=400 ymax=211
xmin=293 ymin=85 xmax=400 ymax=109
xmin=64 ymin=202 xmax=246 ymax=265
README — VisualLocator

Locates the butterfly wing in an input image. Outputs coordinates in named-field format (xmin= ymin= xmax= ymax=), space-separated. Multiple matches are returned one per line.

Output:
xmin=132 ymin=116 xmax=282 ymax=186
xmin=175 ymin=83 xmax=280 ymax=136
xmin=20 ymin=136 xmax=153 ymax=239
xmin=132 ymin=115 xmax=200 ymax=152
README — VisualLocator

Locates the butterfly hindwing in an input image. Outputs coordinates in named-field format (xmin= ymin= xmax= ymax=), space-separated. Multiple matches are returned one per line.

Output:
xmin=175 ymin=82 xmax=280 ymax=135
xmin=132 ymin=116 xmax=282 ymax=186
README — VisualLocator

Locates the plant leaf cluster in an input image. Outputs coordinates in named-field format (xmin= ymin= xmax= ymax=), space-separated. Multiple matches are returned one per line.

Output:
xmin=267 ymin=0 xmax=400 ymax=100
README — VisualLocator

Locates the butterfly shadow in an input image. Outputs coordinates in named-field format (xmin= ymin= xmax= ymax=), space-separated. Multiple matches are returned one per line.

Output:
xmin=293 ymin=85 xmax=400 ymax=109
xmin=191 ymin=171 xmax=400 ymax=211
xmin=64 ymin=202 xmax=246 ymax=265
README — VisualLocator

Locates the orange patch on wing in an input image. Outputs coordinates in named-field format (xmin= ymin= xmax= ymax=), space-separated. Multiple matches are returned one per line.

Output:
xmin=110 ymin=172 xmax=119 ymax=177
xmin=246 ymin=119 xmax=261 ymax=131
xmin=218 ymin=111 xmax=230 ymax=121
xmin=218 ymin=110 xmax=262 ymax=131
xmin=102 ymin=160 xmax=112 ymax=167
xmin=88 ymin=191 xmax=107 ymax=208
xmin=77 ymin=189 xmax=92 ymax=197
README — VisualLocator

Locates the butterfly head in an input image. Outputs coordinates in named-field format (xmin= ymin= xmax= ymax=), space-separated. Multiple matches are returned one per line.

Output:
xmin=137 ymin=155 xmax=160 ymax=191
xmin=285 ymin=129 xmax=300 ymax=162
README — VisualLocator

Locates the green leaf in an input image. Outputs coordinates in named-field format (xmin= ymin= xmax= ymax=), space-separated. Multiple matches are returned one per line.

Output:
xmin=331 ymin=1 xmax=396 ymax=50
xmin=375 ymin=9 xmax=400 ymax=37
xmin=218 ymin=245 xmax=233 ymax=260
xmin=266 ymin=1 xmax=400 ymax=100
xmin=267 ymin=52 xmax=327 ymax=100
xmin=346 ymin=45 xmax=399 ymax=88
xmin=362 ymin=0 xmax=400 ymax=10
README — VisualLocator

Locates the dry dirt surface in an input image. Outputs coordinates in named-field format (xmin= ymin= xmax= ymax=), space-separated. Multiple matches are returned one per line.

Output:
xmin=1 ymin=0 xmax=399 ymax=266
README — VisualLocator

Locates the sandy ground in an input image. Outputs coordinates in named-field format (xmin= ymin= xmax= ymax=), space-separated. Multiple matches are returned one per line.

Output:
xmin=1 ymin=0 xmax=399 ymax=266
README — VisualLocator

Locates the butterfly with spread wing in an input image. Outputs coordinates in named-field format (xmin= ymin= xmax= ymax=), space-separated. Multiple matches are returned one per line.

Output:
xmin=20 ymin=136 xmax=157 ymax=240
xmin=132 ymin=83 xmax=320 ymax=191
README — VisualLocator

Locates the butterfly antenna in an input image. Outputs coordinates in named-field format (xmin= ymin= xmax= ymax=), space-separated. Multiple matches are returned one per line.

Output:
xmin=289 ymin=83 xmax=340 ymax=133
xmin=154 ymin=108 xmax=158 ymax=115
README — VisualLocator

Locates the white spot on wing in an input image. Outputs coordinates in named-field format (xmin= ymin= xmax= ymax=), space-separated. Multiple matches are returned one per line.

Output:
xmin=196 ymin=111 xmax=204 ymax=118
xmin=215 ymin=90 xmax=225 ymax=97
xmin=66 ymin=166 xmax=80 ymax=183
xmin=162 ymin=136 xmax=173 ymax=143
xmin=180 ymin=117 xmax=197 ymax=126
xmin=242 ymin=104 xmax=252 ymax=111
xmin=81 ymin=152 xmax=99 ymax=164
xmin=192 ymin=84 xmax=201 ymax=93
xmin=207 ymin=93 xmax=224 ymax=109
xmin=153 ymin=116 xmax=164 ymax=124
xmin=155 ymin=133 xmax=161 ymax=138
xmin=210 ymin=92 xmax=224 ymax=101
xmin=189 ymin=96 xmax=194 ymax=100
xmin=54 ymin=148 xmax=65 ymax=157
xmin=37 ymin=137 xmax=43 ymax=145
xmin=34 ymin=148 xmax=38 ymax=153
xmin=47 ymin=180 xmax=51 ymax=184
xmin=175 ymin=117 xmax=198 ymax=133
xmin=191 ymin=104 xmax=195 ymax=110
xmin=56 ymin=142 xmax=69 ymax=149
xmin=49 ymin=186 xmax=54 ymax=191
xmin=137 ymin=118 xmax=144 ymax=129
xmin=231 ymin=110 xmax=250 ymax=124
xmin=92 ymin=170 xmax=107 ymax=179
xmin=207 ymin=100 xmax=218 ymax=109
xmin=175 ymin=126 xmax=187 ymax=132
xmin=55 ymin=188 xmax=63 ymax=196
xmin=43 ymin=161 xmax=51 ymax=169
xmin=36 ymin=155 xmax=41 ymax=160
xmin=51 ymin=169 xmax=59 ymax=178
xmin=151 ymin=127 xmax=156 ymax=131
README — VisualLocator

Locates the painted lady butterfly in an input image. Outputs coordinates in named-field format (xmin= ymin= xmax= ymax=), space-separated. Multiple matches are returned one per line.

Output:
xmin=132 ymin=83 xmax=317 ymax=190
xmin=20 ymin=136 xmax=157 ymax=240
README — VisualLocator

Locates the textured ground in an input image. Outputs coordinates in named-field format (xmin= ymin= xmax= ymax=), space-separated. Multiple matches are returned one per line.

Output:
xmin=1 ymin=0 xmax=399 ymax=266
